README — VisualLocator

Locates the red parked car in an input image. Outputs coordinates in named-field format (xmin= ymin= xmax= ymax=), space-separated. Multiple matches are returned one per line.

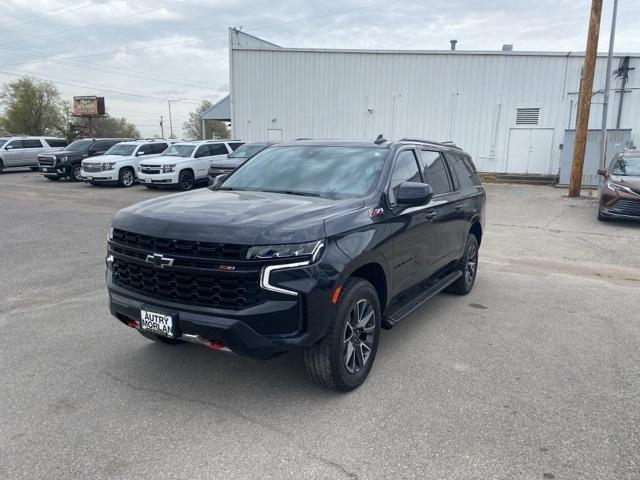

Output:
xmin=597 ymin=149 xmax=640 ymax=221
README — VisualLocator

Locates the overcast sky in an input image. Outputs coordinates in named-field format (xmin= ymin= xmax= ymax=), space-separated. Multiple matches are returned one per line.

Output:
xmin=1 ymin=0 xmax=639 ymax=138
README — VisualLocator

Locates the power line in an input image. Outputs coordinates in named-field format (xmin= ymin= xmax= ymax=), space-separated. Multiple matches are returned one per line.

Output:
xmin=25 ymin=0 xmax=196 ymax=41
xmin=0 ymin=1 xmax=94 ymax=30
xmin=42 ymin=1 xmax=397 ymax=61
xmin=0 ymin=46 xmax=223 ymax=89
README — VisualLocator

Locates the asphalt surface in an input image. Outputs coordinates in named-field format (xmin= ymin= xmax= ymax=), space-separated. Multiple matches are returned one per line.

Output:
xmin=0 ymin=170 xmax=639 ymax=480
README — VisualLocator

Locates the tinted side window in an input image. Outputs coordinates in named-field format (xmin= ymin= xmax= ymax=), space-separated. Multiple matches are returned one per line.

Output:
xmin=45 ymin=139 xmax=67 ymax=148
xmin=92 ymin=141 xmax=113 ymax=152
xmin=208 ymin=144 xmax=229 ymax=156
xmin=446 ymin=152 xmax=480 ymax=189
xmin=6 ymin=140 xmax=24 ymax=149
xmin=388 ymin=150 xmax=421 ymax=204
xmin=421 ymin=150 xmax=452 ymax=195
xmin=195 ymin=146 xmax=210 ymax=158
xmin=23 ymin=139 xmax=43 ymax=148
xmin=228 ymin=142 xmax=244 ymax=151
xmin=151 ymin=143 xmax=168 ymax=154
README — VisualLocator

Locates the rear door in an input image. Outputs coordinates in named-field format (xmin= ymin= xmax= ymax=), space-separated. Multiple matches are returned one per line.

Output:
xmin=417 ymin=150 xmax=465 ymax=277
xmin=21 ymin=139 xmax=45 ymax=166
xmin=193 ymin=145 xmax=212 ymax=179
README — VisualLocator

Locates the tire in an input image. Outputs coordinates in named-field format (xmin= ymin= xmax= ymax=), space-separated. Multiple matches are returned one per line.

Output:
xmin=446 ymin=234 xmax=479 ymax=295
xmin=69 ymin=163 xmax=82 ymax=182
xmin=44 ymin=175 xmax=60 ymax=181
xmin=177 ymin=170 xmax=195 ymax=191
xmin=597 ymin=207 xmax=610 ymax=222
xmin=0 ymin=160 xmax=3 ymax=174
xmin=118 ymin=167 xmax=135 ymax=187
xmin=138 ymin=330 xmax=182 ymax=345
xmin=303 ymin=278 xmax=381 ymax=391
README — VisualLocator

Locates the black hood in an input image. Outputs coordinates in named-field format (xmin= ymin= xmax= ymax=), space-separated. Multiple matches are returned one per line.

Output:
xmin=112 ymin=189 xmax=365 ymax=245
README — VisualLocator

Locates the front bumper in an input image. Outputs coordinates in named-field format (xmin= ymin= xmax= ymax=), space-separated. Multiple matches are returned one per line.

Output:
xmin=106 ymin=254 xmax=342 ymax=358
xmin=138 ymin=172 xmax=177 ymax=185
xmin=600 ymin=189 xmax=640 ymax=220
xmin=81 ymin=169 xmax=118 ymax=182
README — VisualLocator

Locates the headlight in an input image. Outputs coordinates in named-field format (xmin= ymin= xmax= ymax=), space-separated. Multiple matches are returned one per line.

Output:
xmin=102 ymin=162 xmax=116 ymax=171
xmin=162 ymin=164 xmax=176 ymax=173
xmin=246 ymin=240 xmax=325 ymax=261
xmin=607 ymin=180 xmax=633 ymax=194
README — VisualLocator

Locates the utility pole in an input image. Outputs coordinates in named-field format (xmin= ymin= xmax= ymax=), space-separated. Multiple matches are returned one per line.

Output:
xmin=599 ymin=0 xmax=618 ymax=170
xmin=167 ymin=100 xmax=174 ymax=138
xmin=159 ymin=116 xmax=164 ymax=138
xmin=568 ymin=0 xmax=603 ymax=197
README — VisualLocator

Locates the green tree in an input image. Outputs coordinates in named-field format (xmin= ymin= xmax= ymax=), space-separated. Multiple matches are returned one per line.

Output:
xmin=0 ymin=77 xmax=62 ymax=135
xmin=183 ymin=100 xmax=228 ymax=140
xmin=78 ymin=115 xmax=140 ymax=139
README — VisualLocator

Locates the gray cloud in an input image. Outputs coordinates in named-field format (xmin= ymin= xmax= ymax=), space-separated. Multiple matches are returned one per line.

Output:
xmin=1 ymin=0 xmax=638 ymax=137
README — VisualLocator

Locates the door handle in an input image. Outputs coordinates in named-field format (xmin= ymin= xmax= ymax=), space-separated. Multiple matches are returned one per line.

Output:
xmin=425 ymin=212 xmax=437 ymax=220
xmin=455 ymin=204 xmax=464 ymax=211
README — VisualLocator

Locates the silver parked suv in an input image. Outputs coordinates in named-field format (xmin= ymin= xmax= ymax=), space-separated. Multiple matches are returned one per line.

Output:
xmin=0 ymin=136 xmax=67 ymax=173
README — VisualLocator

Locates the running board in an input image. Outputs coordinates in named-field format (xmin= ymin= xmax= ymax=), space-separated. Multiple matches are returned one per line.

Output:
xmin=382 ymin=271 xmax=462 ymax=329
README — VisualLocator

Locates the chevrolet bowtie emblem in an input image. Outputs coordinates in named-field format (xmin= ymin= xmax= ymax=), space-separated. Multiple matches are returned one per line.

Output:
xmin=145 ymin=253 xmax=174 ymax=268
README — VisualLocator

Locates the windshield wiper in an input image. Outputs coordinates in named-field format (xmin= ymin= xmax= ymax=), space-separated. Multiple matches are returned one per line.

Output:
xmin=261 ymin=189 xmax=322 ymax=197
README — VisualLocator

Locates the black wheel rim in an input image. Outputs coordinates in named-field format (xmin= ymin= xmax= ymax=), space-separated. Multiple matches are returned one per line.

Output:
xmin=342 ymin=299 xmax=376 ymax=374
xmin=465 ymin=243 xmax=478 ymax=287
xmin=122 ymin=170 xmax=134 ymax=186
xmin=181 ymin=175 xmax=193 ymax=190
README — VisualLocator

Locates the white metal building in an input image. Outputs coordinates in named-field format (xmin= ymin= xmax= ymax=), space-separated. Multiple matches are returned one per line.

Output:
xmin=228 ymin=29 xmax=640 ymax=175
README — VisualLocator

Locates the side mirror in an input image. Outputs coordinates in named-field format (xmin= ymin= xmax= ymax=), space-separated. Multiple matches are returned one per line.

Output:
xmin=211 ymin=174 xmax=229 ymax=188
xmin=396 ymin=182 xmax=434 ymax=206
xmin=597 ymin=169 xmax=606 ymax=176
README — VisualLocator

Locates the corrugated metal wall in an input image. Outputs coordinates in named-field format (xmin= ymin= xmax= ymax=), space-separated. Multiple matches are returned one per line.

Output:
xmin=230 ymin=32 xmax=639 ymax=174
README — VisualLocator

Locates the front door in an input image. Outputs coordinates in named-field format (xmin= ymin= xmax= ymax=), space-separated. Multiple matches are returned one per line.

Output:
xmin=2 ymin=140 xmax=26 ymax=166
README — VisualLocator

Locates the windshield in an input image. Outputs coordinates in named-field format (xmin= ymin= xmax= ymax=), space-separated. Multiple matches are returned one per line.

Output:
xmin=162 ymin=144 xmax=195 ymax=158
xmin=613 ymin=156 xmax=640 ymax=177
xmin=105 ymin=144 xmax=136 ymax=156
xmin=221 ymin=146 xmax=387 ymax=198
xmin=65 ymin=139 xmax=93 ymax=151
xmin=229 ymin=143 xmax=268 ymax=159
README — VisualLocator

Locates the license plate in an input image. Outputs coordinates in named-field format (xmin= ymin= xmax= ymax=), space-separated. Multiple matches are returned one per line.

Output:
xmin=86 ymin=176 xmax=92 ymax=181
xmin=140 ymin=309 xmax=174 ymax=338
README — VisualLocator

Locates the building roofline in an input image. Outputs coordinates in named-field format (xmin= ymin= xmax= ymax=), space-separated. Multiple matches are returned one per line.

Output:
xmin=231 ymin=45 xmax=640 ymax=58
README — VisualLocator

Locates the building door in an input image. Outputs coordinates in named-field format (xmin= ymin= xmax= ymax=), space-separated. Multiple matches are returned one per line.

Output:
xmin=506 ymin=128 xmax=554 ymax=174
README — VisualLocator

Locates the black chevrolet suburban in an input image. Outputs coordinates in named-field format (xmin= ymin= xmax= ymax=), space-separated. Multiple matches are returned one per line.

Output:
xmin=106 ymin=139 xmax=486 ymax=390
xmin=38 ymin=138 xmax=130 ymax=181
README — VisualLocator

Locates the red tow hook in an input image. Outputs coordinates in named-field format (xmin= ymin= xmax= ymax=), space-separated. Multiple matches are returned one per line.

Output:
xmin=196 ymin=335 xmax=226 ymax=350
xmin=127 ymin=319 xmax=140 ymax=329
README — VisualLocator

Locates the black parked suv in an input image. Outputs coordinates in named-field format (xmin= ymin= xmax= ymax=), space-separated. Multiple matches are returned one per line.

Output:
xmin=38 ymin=138 xmax=130 ymax=181
xmin=106 ymin=138 xmax=485 ymax=390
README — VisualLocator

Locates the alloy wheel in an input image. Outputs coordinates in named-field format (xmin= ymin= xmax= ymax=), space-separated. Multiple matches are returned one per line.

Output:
xmin=465 ymin=243 xmax=478 ymax=287
xmin=122 ymin=169 xmax=134 ymax=187
xmin=342 ymin=299 xmax=376 ymax=374
xmin=72 ymin=165 xmax=82 ymax=180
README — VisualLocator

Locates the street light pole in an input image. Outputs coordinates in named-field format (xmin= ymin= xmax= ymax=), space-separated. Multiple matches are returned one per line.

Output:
xmin=167 ymin=100 xmax=174 ymax=138
xmin=599 ymin=0 xmax=618 ymax=170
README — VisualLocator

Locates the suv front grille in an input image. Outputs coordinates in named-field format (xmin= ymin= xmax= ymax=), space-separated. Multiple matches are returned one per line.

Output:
xmin=82 ymin=163 xmax=102 ymax=173
xmin=140 ymin=165 xmax=161 ymax=175
xmin=110 ymin=229 xmax=268 ymax=309
xmin=112 ymin=228 xmax=248 ymax=260
xmin=611 ymin=199 xmax=640 ymax=217
xmin=38 ymin=156 xmax=56 ymax=166
xmin=112 ymin=257 xmax=263 ymax=308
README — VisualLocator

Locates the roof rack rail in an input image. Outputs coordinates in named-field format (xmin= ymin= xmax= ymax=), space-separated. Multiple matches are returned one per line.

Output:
xmin=398 ymin=138 xmax=463 ymax=150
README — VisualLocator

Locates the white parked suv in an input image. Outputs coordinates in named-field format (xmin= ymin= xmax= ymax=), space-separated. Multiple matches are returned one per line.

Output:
xmin=0 ymin=136 xmax=67 ymax=173
xmin=137 ymin=139 xmax=243 ymax=190
xmin=80 ymin=139 xmax=170 ymax=187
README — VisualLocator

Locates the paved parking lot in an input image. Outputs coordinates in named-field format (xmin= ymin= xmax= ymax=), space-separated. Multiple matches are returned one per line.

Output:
xmin=1 ymin=170 xmax=639 ymax=480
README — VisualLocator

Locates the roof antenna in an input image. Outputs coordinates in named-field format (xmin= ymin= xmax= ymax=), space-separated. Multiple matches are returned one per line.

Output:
xmin=374 ymin=134 xmax=386 ymax=145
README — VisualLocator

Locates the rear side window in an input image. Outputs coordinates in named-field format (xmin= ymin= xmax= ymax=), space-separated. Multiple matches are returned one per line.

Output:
xmin=420 ymin=150 xmax=453 ymax=195
xmin=208 ymin=143 xmax=229 ymax=156
xmin=22 ymin=139 xmax=43 ymax=148
xmin=150 ymin=143 xmax=168 ymax=154
xmin=446 ymin=152 xmax=481 ymax=189
xmin=194 ymin=145 xmax=210 ymax=158
xmin=45 ymin=139 xmax=67 ymax=148
xmin=228 ymin=142 xmax=244 ymax=151
xmin=388 ymin=150 xmax=421 ymax=204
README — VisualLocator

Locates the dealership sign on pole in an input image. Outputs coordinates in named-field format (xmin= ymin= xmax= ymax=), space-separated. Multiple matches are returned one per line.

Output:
xmin=72 ymin=96 xmax=106 ymax=116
